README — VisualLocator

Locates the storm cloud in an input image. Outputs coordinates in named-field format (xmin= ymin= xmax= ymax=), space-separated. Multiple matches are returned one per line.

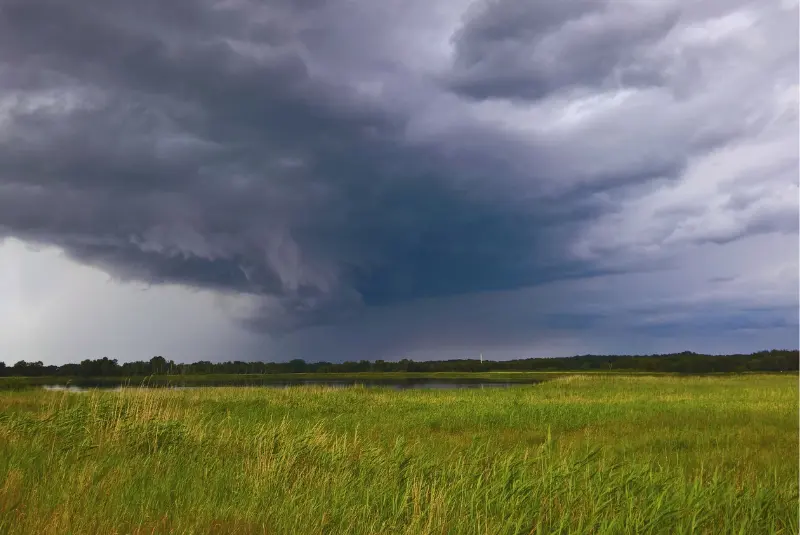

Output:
xmin=0 ymin=0 xmax=797 ymax=360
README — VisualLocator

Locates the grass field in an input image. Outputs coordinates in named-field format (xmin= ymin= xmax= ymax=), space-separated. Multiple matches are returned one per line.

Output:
xmin=0 ymin=374 xmax=796 ymax=534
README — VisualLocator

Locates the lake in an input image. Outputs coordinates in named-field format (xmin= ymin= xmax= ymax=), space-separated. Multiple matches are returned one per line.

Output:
xmin=41 ymin=378 xmax=533 ymax=392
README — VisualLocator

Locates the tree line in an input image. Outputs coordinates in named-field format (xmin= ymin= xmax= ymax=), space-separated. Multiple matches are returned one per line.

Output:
xmin=0 ymin=350 xmax=797 ymax=377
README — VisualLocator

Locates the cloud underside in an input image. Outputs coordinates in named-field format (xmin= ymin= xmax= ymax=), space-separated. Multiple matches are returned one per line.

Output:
xmin=0 ymin=0 xmax=797 ymax=339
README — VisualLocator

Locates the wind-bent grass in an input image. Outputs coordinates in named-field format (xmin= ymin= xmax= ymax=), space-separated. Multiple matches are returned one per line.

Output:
xmin=0 ymin=375 xmax=796 ymax=534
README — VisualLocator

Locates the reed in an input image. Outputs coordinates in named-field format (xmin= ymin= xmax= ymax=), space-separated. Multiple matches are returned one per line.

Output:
xmin=0 ymin=374 xmax=796 ymax=534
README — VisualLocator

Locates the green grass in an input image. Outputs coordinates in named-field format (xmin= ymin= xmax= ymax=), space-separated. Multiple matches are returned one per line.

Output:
xmin=0 ymin=374 xmax=796 ymax=534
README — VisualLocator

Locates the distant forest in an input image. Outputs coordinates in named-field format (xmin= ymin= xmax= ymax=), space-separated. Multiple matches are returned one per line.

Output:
xmin=1 ymin=350 xmax=797 ymax=377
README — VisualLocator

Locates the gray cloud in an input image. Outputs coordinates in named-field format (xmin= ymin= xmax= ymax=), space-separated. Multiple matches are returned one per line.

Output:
xmin=0 ymin=0 xmax=796 ymax=353
xmin=0 ymin=0 xmax=577 ymax=332
xmin=448 ymin=0 xmax=680 ymax=100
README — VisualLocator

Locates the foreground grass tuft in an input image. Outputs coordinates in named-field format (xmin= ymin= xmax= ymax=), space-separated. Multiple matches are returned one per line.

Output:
xmin=0 ymin=375 xmax=796 ymax=534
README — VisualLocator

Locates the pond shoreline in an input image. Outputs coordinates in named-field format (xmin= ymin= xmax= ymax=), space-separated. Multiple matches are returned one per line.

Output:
xmin=7 ymin=372 xmax=552 ymax=389
xmin=1 ymin=370 xmax=788 ymax=390
xmin=40 ymin=380 xmax=529 ymax=392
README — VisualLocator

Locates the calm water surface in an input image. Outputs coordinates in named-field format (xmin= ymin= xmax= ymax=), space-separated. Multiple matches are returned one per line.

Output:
xmin=41 ymin=380 xmax=531 ymax=392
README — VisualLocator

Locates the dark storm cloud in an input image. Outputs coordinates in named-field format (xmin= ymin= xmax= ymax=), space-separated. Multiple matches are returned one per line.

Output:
xmin=0 ymin=0 xmax=796 ymax=346
xmin=0 ymin=0 xmax=588 ymax=332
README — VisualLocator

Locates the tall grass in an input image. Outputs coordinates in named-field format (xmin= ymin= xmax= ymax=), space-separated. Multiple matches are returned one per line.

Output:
xmin=0 ymin=375 xmax=796 ymax=534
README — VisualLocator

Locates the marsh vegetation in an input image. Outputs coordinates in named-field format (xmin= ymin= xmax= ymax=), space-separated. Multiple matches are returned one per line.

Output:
xmin=0 ymin=374 xmax=796 ymax=534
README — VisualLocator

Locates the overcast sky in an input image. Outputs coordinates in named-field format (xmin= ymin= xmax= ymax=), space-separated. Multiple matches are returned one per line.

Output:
xmin=0 ymin=0 xmax=797 ymax=364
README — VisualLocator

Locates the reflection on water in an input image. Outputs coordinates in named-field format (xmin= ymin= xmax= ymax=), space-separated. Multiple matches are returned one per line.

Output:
xmin=42 ymin=385 xmax=91 ymax=393
xmin=41 ymin=380 xmax=527 ymax=392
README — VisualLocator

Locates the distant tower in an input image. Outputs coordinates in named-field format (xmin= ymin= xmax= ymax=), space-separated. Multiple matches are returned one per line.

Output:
xmin=480 ymin=353 xmax=483 ymax=364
